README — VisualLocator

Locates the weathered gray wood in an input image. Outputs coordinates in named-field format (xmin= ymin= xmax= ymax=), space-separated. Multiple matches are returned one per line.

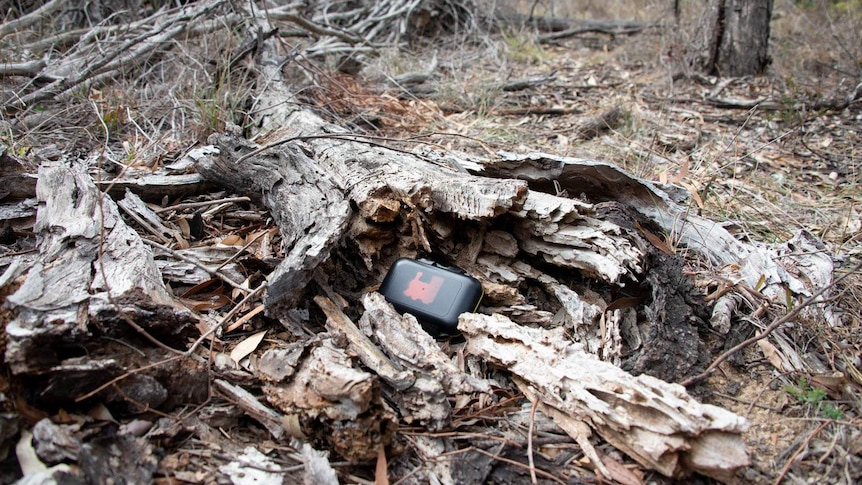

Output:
xmin=257 ymin=336 xmax=397 ymax=462
xmin=477 ymin=151 xmax=839 ymax=331
xmin=4 ymin=163 xmax=194 ymax=375
xmin=213 ymin=379 xmax=293 ymax=441
xmin=96 ymin=173 xmax=211 ymax=201
xmin=197 ymin=136 xmax=352 ymax=320
xmin=200 ymin=108 xmax=642 ymax=315
xmin=459 ymin=312 xmax=750 ymax=481
xmin=358 ymin=292 xmax=490 ymax=431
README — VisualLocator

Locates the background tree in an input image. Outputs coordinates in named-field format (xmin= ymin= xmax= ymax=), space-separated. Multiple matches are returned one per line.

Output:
xmin=686 ymin=0 xmax=774 ymax=76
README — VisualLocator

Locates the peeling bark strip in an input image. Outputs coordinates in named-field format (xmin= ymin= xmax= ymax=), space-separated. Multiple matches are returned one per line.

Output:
xmin=5 ymin=163 xmax=194 ymax=376
xmin=459 ymin=312 xmax=750 ymax=481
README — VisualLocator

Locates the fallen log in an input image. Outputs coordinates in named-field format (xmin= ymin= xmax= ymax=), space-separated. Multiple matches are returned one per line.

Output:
xmin=184 ymin=30 xmax=760 ymax=480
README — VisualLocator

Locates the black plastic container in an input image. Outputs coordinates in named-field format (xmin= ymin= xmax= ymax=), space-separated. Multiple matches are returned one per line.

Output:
xmin=379 ymin=258 xmax=483 ymax=336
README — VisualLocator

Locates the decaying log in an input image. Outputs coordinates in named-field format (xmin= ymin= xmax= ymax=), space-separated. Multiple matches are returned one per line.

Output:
xmin=3 ymin=162 xmax=195 ymax=384
xmin=478 ymin=151 xmax=838 ymax=328
xmin=196 ymin=136 xmax=352 ymax=320
xmin=197 ymin=109 xmax=644 ymax=325
xmin=459 ymin=312 xmax=750 ymax=481
xmin=256 ymin=335 xmax=397 ymax=462
xmin=357 ymin=293 xmax=489 ymax=430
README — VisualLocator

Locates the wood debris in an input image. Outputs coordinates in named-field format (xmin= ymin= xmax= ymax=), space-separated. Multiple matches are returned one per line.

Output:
xmin=459 ymin=312 xmax=750 ymax=481
xmin=0 ymin=1 xmax=854 ymax=484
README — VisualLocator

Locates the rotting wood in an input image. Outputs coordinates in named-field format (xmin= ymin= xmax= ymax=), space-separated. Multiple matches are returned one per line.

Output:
xmin=315 ymin=295 xmax=415 ymax=391
xmin=201 ymin=108 xmax=641 ymax=291
xmin=316 ymin=292 xmax=489 ymax=432
xmin=256 ymin=335 xmax=398 ymax=462
xmin=476 ymin=151 xmax=838 ymax=328
xmin=196 ymin=135 xmax=353 ymax=321
xmin=4 ymin=163 xmax=195 ymax=377
xmin=459 ymin=312 xmax=750 ymax=481
xmin=358 ymin=292 xmax=490 ymax=430
xmin=212 ymin=379 xmax=295 ymax=441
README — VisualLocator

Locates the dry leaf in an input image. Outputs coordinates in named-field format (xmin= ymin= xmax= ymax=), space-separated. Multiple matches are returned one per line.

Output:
xmin=221 ymin=234 xmax=244 ymax=246
xmin=679 ymin=180 xmax=704 ymax=209
xmin=181 ymin=278 xmax=223 ymax=298
xmin=670 ymin=158 xmax=690 ymax=184
xmin=226 ymin=305 xmax=266 ymax=333
xmin=635 ymin=221 xmax=674 ymax=255
xmin=176 ymin=217 xmax=190 ymax=238
xmin=230 ymin=330 xmax=267 ymax=365
xmin=180 ymin=295 xmax=231 ymax=312
xmin=374 ymin=446 xmax=389 ymax=485
xmin=757 ymin=338 xmax=784 ymax=371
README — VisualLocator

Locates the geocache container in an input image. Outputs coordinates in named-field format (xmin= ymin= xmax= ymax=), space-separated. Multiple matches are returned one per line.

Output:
xmin=379 ymin=258 xmax=483 ymax=336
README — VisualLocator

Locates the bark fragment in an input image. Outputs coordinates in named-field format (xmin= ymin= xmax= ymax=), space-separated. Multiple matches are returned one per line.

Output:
xmin=459 ymin=312 xmax=750 ymax=481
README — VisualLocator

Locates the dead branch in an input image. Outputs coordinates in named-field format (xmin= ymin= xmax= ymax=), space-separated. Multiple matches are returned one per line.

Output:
xmin=501 ymin=73 xmax=557 ymax=92
xmin=538 ymin=20 xmax=658 ymax=43
xmin=0 ymin=0 xmax=64 ymax=40
xmin=682 ymin=258 xmax=862 ymax=387
xmin=0 ymin=60 xmax=47 ymax=78
xmin=2 ymin=1 xmax=227 ymax=113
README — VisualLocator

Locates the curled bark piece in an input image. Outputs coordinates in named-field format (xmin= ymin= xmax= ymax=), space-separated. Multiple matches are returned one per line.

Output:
xmin=512 ymin=190 xmax=642 ymax=283
xmin=459 ymin=312 xmax=750 ymax=481
xmin=316 ymin=296 xmax=415 ymax=391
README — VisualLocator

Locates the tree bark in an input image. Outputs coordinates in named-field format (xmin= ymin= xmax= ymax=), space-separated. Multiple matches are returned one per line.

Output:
xmin=687 ymin=0 xmax=773 ymax=76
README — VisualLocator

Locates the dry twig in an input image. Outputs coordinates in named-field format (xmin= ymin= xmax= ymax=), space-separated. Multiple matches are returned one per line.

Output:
xmin=682 ymin=259 xmax=862 ymax=387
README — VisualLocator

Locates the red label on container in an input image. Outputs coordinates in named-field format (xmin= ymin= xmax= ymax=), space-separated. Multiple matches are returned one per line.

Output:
xmin=403 ymin=271 xmax=444 ymax=304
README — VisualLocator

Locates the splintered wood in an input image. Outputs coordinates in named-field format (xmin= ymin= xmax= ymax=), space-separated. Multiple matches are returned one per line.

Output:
xmin=459 ymin=312 xmax=750 ymax=481
xmin=5 ymin=164 xmax=194 ymax=375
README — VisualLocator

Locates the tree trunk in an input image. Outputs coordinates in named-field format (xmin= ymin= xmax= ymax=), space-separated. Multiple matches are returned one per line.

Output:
xmin=687 ymin=0 xmax=773 ymax=76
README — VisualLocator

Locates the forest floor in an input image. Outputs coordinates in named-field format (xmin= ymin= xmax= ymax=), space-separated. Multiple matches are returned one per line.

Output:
xmin=1 ymin=0 xmax=861 ymax=484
